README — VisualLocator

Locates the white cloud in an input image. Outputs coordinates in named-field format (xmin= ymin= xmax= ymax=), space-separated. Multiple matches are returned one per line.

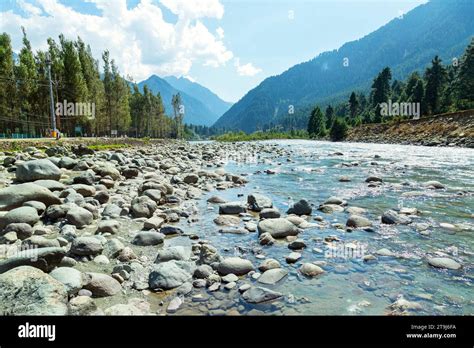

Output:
xmin=0 ymin=0 xmax=233 ymax=81
xmin=216 ymin=27 xmax=224 ymax=39
xmin=234 ymin=58 xmax=262 ymax=77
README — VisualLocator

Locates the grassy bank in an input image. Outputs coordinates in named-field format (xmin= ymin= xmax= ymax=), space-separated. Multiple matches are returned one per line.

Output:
xmin=212 ymin=130 xmax=309 ymax=142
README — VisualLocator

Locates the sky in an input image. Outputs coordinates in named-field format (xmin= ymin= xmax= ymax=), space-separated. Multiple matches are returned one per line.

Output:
xmin=0 ymin=0 xmax=427 ymax=103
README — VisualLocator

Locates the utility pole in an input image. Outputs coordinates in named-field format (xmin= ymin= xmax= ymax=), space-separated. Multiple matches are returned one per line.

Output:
xmin=45 ymin=52 xmax=56 ymax=138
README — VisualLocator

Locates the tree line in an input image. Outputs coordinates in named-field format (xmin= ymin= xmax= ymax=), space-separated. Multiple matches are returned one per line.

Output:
xmin=0 ymin=28 xmax=184 ymax=138
xmin=308 ymin=38 xmax=473 ymax=140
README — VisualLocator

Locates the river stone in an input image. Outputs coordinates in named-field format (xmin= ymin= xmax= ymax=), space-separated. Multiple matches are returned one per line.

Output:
xmin=16 ymin=159 xmax=62 ymax=182
xmin=365 ymin=176 xmax=383 ymax=183
xmin=132 ymin=231 xmax=165 ymax=246
xmin=167 ymin=296 xmax=183 ymax=313
xmin=218 ymin=201 xmax=246 ymax=215
xmin=71 ymin=184 xmax=96 ymax=197
xmin=97 ymin=220 xmax=120 ymax=234
xmin=346 ymin=215 xmax=372 ymax=228
xmin=49 ymin=267 xmax=87 ymax=295
xmin=2 ymin=223 xmax=33 ymax=239
xmin=131 ymin=196 xmax=157 ymax=218
xmin=84 ymin=272 xmax=122 ymax=297
xmin=144 ymin=216 xmax=165 ymax=230
xmin=318 ymin=204 xmax=345 ymax=213
xmin=242 ymin=286 xmax=283 ymax=304
xmin=427 ymin=257 xmax=462 ymax=270
xmin=217 ymin=257 xmax=254 ymax=276
xmin=287 ymin=199 xmax=312 ymax=215
xmin=183 ymin=174 xmax=199 ymax=184
xmin=207 ymin=196 xmax=227 ymax=204
xmin=214 ymin=215 xmax=240 ymax=226
xmin=0 ymin=206 xmax=39 ymax=229
xmin=288 ymin=239 xmax=307 ymax=250
xmin=68 ymin=295 xmax=98 ymax=316
xmin=194 ymin=264 xmax=214 ymax=279
xmin=22 ymin=235 xmax=60 ymax=249
xmin=93 ymin=162 xmax=120 ymax=180
xmin=260 ymin=208 xmax=281 ymax=219
xmin=257 ymin=268 xmax=288 ymax=284
xmin=198 ymin=244 xmax=223 ymax=265
xmin=0 ymin=183 xmax=61 ymax=211
xmin=0 ymin=266 xmax=68 ymax=315
xmin=258 ymin=258 xmax=280 ymax=272
xmin=257 ymin=218 xmax=300 ymax=238
xmin=300 ymin=263 xmax=325 ymax=277
xmin=71 ymin=236 xmax=103 ymax=256
xmin=155 ymin=246 xmax=190 ymax=262
xmin=0 ymin=247 xmax=65 ymax=273
xmin=259 ymin=232 xmax=275 ymax=245
xmin=381 ymin=210 xmax=412 ymax=225
xmin=247 ymin=193 xmax=273 ymax=212
xmin=159 ymin=225 xmax=183 ymax=235
xmin=425 ymin=180 xmax=445 ymax=189
xmin=73 ymin=171 xmax=96 ymax=186
xmin=66 ymin=206 xmax=93 ymax=228
xmin=148 ymin=260 xmax=196 ymax=290
xmin=286 ymin=252 xmax=301 ymax=263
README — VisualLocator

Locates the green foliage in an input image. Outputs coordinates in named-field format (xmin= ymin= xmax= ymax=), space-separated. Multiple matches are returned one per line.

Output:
xmin=329 ymin=118 xmax=348 ymax=141
xmin=213 ymin=129 xmax=308 ymax=142
xmin=307 ymin=106 xmax=326 ymax=138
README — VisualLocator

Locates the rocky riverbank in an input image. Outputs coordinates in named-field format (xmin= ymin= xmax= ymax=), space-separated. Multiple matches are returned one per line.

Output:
xmin=346 ymin=110 xmax=474 ymax=148
xmin=0 ymin=140 xmax=471 ymax=316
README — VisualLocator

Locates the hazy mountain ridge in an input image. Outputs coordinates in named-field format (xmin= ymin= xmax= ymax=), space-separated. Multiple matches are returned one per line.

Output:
xmin=214 ymin=0 xmax=474 ymax=132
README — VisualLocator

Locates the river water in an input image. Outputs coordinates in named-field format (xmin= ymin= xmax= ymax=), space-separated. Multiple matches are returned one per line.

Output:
xmin=172 ymin=140 xmax=473 ymax=315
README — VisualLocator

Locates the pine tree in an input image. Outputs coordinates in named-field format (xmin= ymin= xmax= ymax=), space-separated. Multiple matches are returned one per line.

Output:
xmin=424 ymin=55 xmax=447 ymax=115
xmin=325 ymin=104 xmax=334 ymax=129
xmin=0 ymin=32 xmax=17 ymax=136
xmin=16 ymin=27 xmax=38 ymax=135
xmin=329 ymin=117 xmax=348 ymax=141
xmin=371 ymin=67 xmax=392 ymax=122
xmin=307 ymin=106 xmax=326 ymax=138
xmin=455 ymin=38 xmax=474 ymax=109
xmin=348 ymin=92 xmax=359 ymax=121
xmin=172 ymin=93 xmax=183 ymax=139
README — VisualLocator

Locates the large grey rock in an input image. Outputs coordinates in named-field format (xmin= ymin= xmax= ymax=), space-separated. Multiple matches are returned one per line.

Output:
xmin=217 ymin=257 xmax=254 ymax=276
xmin=148 ymin=260 xmax=196 ymax=290
xmin=2 ymin=223 xmax=33 ymax=239
xmin=299 ymin=263 xmax=325 ymax=277
xmin=0 ymin=183 xmax=61 ymax=211
xmin=66 ymin=206 xmax=93 ymax=228
xmin=0 ymin=266 xmax=68 ymax=315
xmin=33 ymin=180 xmax=65 ymax=191
xmin=257 ymin=218 xmax=300 ymax=238
xmin=257 ymin=268 xmax=288 ymax=284
xmin=16 ymin=159 xmax=62 ymax=182
xmin=131 ymin=196 xmax=157 ymax=218
xmin=71 ymin=236 xmax=103 ymax=256
xmin=427 ymin=257 xmax=462 ymax=270
xmin=218 ymin=201 xmax=246 ymax=215
xmin=381 ymin=210 xmax=412 ymax=225
xmin=198 ymin=244 xmax=222 ymax=265
xmin=155 ymin=246 xmax=190 ymax=262
xmin=242 ymin=286 xmax=283 ymax=304
xmin=0 ymin=206 xmax=39 ymax=229
xmin=132 ymin=231 xmax=165 ymax=246
xmin=287 ymin=199 xmax=312 ymax=215
xmin=97 ymin=220 xmax=120 ymax=234
xmin=346 ymin=215 xmax=372 ymax=228
xmin=49 ymin=267 xmax=87 ymax=295
xmin=259 ymin=208 xmax=281 ymax=219
xmin=248 ymin=193 xmax=272 ymax=212
xmin=92 ymin=162 xmax=120 ymax=180
xmin=0 ymin=247 xmax=65 ymax=273
xmin=84 ymin=272 xmax=121 ymax=297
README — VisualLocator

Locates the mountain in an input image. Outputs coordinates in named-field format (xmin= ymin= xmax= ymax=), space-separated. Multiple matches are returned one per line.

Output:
xmin=214 ymin=0 xmax=474 ymax=132
xmin=164 ymin=76 xmax=232 ymax=117
xmin=136 ymin=75 xmax=221 ymax=126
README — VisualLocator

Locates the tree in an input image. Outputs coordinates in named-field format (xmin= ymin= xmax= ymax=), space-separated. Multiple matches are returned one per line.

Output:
xmin=371 ymin=67 xmax=392 ymax=122
xmin=455 ymin=38 xmax=474 ymax=109
xmin=16 ymin=27 xmax=38 ymax=135
xmin=348 ymin=92 xmax=359 ymax=120
xmin=424 ymin=55 xmax=447 ymax=115
xmin=329 ymin=118 xmax=348 ymax=141
xmin=172 ymin=93 xmax=183 ymax=139
xmin=0 ymin=32 xmax=17 ymax=135
xmin=325 ymin=104 xmax=334 ymax=129
xmin=307 ymin=106 xmax=326 ymax=138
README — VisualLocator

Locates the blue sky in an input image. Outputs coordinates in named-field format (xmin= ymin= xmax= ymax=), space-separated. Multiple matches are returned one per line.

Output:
xmin=0 ymin=0 xmax=426 ymax=102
